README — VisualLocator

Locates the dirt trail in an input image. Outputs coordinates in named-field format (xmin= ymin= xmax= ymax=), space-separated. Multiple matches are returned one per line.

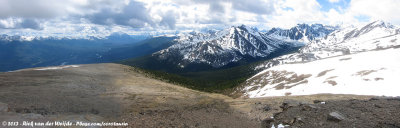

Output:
xmin=0 ymin=63 xmax=379 ymax=128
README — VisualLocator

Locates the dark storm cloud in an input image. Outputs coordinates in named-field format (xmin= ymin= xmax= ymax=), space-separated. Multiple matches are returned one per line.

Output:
xmin=231 ymin=0 xmax=274 ymax=14
xmin=19 ymin=19 xmax=43 ymax=30
xmin=189 ymin=0 xmax=226 ymax=13
xmin=0 ymin=0 xmax=65 ymax=19
xmin=160 ymin=10 xmax=177 ymax=29
xmin=209 ymin=2 xmax=226 ymax=13
xmin=86 ymin=1 xmax=154 ymax=28
xmin=0 ymin=18 xmax=42 ymax=30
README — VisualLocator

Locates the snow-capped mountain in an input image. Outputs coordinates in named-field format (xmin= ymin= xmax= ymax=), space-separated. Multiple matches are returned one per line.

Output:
xmin=236 ymin=20 xmax=400 ymax=98
xmin=239 ymin=47 xmax=400 ymax=98
xmin=302 ymin=21 xmax=399 ymax=57
xmin=266 ymin=24 xmax=337 ymax=43
xmin=153 ymin=25 xmax=304 ymax=68
xmin=256 ymin=20 xmax=400 ymax=70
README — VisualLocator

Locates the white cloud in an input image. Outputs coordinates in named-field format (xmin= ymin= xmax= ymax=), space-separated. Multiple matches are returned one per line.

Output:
xmin=346 ymin=0 xmax=400 ymax=24
xmin=328 ymin=0 xmax=341 ymax=3
xmin=0 ymin=0 xmax=399 ymax=36
xmin=267 ymin=0 xmax=326 ymax=28
xmin=132 ymin=0 xmax=280 ymax=32
xmin=265 ymin=0 xmax=376 ymax=29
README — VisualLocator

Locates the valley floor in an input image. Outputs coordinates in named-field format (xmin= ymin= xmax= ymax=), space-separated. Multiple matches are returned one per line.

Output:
xmin=0 ymin=63 xmax=398 ymax=128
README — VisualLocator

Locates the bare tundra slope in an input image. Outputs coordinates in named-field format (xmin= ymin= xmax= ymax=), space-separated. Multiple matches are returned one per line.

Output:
xmin=0 ymin=63 xmax=264 ymax=127
xmin=0 ymin=63 xmax=396 ymax=128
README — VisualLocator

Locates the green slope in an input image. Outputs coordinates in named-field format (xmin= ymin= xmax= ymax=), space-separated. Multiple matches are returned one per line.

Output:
xmin=124 ymin=61 xmax=263 ymax=93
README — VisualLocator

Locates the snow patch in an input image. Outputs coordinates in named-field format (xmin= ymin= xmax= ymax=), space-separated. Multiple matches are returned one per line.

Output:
xmin=34 ymin=65 xmax=80 ymax=71
xmin=244 ymin=48 xmax=400 ymax=98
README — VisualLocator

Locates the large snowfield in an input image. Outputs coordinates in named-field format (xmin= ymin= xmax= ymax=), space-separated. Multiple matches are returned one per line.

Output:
xmin=243 ymin=48 xmax=400 ymax=98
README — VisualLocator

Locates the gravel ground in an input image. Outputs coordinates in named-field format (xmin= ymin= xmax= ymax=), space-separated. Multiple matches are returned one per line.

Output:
xmin=264 ymin=97 xmax=400 ymax=128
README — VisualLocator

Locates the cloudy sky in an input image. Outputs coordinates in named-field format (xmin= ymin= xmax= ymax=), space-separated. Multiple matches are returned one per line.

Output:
xmin=0 ymin=0 xmax=399 ymax=37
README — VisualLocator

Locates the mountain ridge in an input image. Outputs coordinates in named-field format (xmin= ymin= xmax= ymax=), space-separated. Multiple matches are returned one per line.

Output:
xmin=265 ymin=23 xmax=338 ymax=43
xmin=152 ymin=25 xmax=304 ymax=69
xmin=255 ymin=20 xmax=400 ymax=70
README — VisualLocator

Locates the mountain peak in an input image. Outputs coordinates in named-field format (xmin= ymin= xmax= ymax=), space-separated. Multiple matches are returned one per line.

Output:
xmin=266 ymin=23 xmax=337 ymax=43
xmin=229 ymin=24 xmax=248 ymax=31
xmin=371 ymin=20 xmax=386 ymax=25
xmin=238 ymin=24 xmax=247 ymax=29
xmin=368 ymin=20 xmax=395 ymax=29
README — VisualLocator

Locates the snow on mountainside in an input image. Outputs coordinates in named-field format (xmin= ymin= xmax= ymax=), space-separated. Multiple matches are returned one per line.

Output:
xmin=256 ymin=20 xmax=400 ymax=70
xmin=240 ymin=47 xmax=400 ymax=98
xmin=302 ymin=20 xmax=399 ymax=57
xmin=154 ymin=25 xmax=304 ymax=68
xmin=266 ymin=24 xmax=337 ymax=43
xmin=237 ymin=20 xmax=400 ymax=98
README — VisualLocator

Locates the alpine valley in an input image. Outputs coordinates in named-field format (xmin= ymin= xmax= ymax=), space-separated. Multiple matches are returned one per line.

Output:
xmin=2 ymin=20 xmax=400 ymax=94
xmin=2 ymin=20 xmax=400 ymax=128
xmin=120 ymin=24 xmax=336 ymax=91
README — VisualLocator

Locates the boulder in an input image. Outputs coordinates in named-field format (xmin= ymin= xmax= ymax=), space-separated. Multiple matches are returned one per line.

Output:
xmin=280 ymin=100 xmax=304 ymax=111
xmin=261 ymin=117 xmax=274 ymax=128
xmin=0 ymin=102 xmax=8 ymax=112
xmin=385 ymin=97 xmax=400 ymax=101
xmin=313 ymin=100 xmax=322 ymax=104
xmin=327 ymin=112 xmax=346 ymax=122
xmin=301 ymin=104 xmax=318 ymax=111
xmin=263 ymin=105 xmax=271 ymax=111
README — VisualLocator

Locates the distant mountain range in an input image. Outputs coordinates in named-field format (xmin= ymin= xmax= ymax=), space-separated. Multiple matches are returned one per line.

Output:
xmin=265 ymin=23 xmax=338 ymax=43
xmin=0 ymin=32 xmax=151 ymax=43
xmin=123 ymin=24 xmax=337 ymax=72
xmin=155 ymin=25 xmax=304 ymax=68
xmin=0 ymin=34 xmax=176 ymax=72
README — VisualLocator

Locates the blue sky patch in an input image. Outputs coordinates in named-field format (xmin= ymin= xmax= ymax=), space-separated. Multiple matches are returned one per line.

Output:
xmin=317 ymin=0 xmax=350 ymax=12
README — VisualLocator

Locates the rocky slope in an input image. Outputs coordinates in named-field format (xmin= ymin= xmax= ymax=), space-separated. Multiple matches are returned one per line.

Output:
xmin=264 ymin=97 xmax=400 ymax=128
